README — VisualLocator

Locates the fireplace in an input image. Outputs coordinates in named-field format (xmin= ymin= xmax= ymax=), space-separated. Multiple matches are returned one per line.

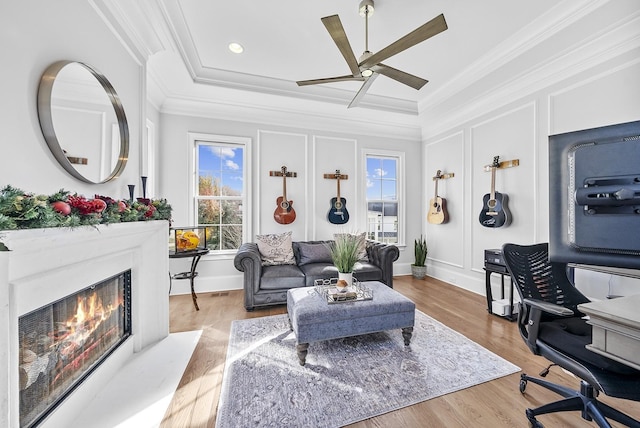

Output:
xmin=0 ymin=221 xmax=170 ymax=428
xmin=19 ymin=270 xmax=132 ymax=428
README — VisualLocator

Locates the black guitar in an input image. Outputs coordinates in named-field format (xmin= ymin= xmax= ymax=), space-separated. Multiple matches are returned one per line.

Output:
xmin=327 ymin=170 xmax=349 ymax=224
xmin=479 ymin=156 xmax=511 ymax=228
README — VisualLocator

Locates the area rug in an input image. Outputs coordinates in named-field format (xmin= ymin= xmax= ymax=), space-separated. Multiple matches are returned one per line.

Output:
xmin=216 ymin=311 xmax=519 ymax=428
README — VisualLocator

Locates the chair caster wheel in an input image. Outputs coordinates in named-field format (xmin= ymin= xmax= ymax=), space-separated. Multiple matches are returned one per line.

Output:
xmin=519 ymin=378 xmax=527 ymax=393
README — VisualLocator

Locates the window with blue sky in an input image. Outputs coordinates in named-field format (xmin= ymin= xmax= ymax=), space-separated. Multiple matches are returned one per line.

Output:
xmin=366 ymin=155 xmax=399 ymax=244
xmin=196 ymin=142 xmax=245 ymax=251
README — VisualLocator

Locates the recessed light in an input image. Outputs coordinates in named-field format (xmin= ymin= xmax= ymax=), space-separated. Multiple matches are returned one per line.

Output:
xmin=228 ymin=42 xmax=244 ymax=54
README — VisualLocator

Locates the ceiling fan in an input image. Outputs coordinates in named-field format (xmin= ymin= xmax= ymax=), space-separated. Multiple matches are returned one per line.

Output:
xmin=296 ymin=0 xmax=448 ymax=108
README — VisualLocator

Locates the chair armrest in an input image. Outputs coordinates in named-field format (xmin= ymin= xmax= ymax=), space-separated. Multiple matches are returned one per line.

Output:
xmin=521 ymin=298 xmax=575 ymax=354
xmin=366 ymin=241 xmax=399 ymax=288
xmin=234 ymin=242 xmax=261 ymax=273
xmin=523 ymin=298 xmax=575 ymax=317
xmin=234 ymin=243 xmax=263 ymax=310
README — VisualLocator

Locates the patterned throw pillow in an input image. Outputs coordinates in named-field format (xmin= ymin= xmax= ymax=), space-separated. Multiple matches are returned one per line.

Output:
xmin=333 ymin=232 xmax=368 ymax=261
xmin=256 ymin=231 xmax=296 ymax=266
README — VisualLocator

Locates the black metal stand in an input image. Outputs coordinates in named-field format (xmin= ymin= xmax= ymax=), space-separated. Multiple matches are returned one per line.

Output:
xmin=485 ymin=263 xmax=516 ymax=321
xmin=169 ymin=248 xmax=209 ymax=311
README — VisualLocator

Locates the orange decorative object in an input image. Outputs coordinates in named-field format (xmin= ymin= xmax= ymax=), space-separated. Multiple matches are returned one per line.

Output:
xmin=176 ymin=230 xmax=200 ymax=250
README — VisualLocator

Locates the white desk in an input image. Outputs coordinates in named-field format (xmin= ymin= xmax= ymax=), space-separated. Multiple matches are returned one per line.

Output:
xmin=578 ymin=294 xmax=640 ymax=370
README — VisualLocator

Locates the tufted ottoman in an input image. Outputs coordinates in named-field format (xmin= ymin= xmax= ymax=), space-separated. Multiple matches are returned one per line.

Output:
xmin=287 ymin=281 xmax=415 ymax=365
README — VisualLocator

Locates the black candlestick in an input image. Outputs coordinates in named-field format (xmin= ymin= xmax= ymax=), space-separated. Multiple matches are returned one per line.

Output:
xmin=141 ymin=176 xmax=148 ymax=199
xmin=128 ymin=185 xmax=135 ymax=202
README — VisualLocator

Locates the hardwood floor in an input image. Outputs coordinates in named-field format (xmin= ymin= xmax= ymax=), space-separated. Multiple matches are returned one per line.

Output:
xmin=161 ymin=275 xmax=640 ymax=427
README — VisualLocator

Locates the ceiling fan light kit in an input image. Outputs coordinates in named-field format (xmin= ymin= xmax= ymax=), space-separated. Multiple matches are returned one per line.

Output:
xmin=296 ymin=0 xmax=447 ymax=108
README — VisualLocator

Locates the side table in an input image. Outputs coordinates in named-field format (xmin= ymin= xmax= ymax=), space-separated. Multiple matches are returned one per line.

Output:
xmin=169 ymin=248 xmax=209 ymax=310
xmin=485 ymin=262 xmax=516 ymax=321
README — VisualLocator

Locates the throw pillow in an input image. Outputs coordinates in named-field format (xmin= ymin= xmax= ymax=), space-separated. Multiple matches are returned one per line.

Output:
xmin=334 ymin=232 xmax=368 ymax=261
xmin=296 ymin=242 xmax=333 ymax=266
xmin=256 ymin=231 xmax=295 ymax=266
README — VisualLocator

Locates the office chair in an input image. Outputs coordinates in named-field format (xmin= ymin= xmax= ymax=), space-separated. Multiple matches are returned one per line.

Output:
xmin=501 ymin=243 xmax=640 ymax=428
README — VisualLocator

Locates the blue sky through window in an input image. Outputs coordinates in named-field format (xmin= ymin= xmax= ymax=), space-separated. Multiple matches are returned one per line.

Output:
xmin=366 ymin=156 xmax=397 ymax=200
xmin=198 ymin=145 xmax=244 ymax=194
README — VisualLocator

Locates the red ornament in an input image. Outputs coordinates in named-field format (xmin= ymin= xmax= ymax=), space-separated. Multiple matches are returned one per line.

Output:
xmin=92 ymin=199 xmax=107 ymax=213
xmin=51 ymin=201 xmax=71 ymax=216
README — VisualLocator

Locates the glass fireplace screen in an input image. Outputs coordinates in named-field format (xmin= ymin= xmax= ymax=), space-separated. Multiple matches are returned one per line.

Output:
xmin=18 ymin=270 xmax=132 ymax=428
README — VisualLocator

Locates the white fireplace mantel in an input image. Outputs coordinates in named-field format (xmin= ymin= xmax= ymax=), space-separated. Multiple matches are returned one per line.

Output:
xmin=0 ymin=221 xmax=170 ymax=428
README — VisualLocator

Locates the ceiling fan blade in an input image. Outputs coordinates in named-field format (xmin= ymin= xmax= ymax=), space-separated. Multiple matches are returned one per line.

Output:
xmin=348 ymin=73 xmax=379 ymax=108
xmin=371 ymin=64 xmax=428 ymax=90
xmin=321 ymin=15 xmax=362 ymax=77
xmin=360 ymin=14 xmax=447 ymax=70
xmin=297 ymin=74 xmax=365 ymax=87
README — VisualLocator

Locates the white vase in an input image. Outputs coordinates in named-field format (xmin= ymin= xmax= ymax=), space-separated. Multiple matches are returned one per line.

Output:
xmin=337 ymin=271 xmax=353 ymax=288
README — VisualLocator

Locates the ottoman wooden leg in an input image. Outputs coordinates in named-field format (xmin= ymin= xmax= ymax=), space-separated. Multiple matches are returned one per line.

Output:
xmin=296 ymin=343 xmax=309 ymax=366
xmin=402 ymin=327 xmax=413 ymax=346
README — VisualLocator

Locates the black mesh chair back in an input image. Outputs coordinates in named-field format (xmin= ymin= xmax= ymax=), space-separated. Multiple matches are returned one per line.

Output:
xmin=502 ymin=243 xmax=590 ymax=315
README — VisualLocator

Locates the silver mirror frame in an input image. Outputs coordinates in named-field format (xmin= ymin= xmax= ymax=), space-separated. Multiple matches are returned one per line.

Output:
xmin=37 ymin=60 xmax=129 ymax=184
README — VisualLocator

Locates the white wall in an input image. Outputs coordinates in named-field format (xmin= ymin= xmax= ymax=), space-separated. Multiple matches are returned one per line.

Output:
xmin=0 ymin=1 xmax=145 ymax=199
xmin=421 ymin=1 xmax=640 ymax=299
xmin=159 ymin=113 xmax=422 ymax=294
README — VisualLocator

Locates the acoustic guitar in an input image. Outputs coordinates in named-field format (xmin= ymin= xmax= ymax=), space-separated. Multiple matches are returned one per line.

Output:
xmin=273 ymin=166 xmax=296 ymax=224
xmin=327 ymin=170 xmax=349 ymax=224
xmin=479 ymin=156 xmax=511 ymax=228
xmin=427 ymin=170 xmax=449 ymax=224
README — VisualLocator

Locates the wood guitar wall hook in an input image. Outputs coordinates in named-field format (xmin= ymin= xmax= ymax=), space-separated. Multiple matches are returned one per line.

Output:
xmin=479 ymin=156 xmax=512 ymax=228
xmin=270 ymin=166 xmax=297 ymax=224
xmin=324 ymin=170 xmax=349 ymax=224
xmin=427 ymin=170 xmax=453 ymax=224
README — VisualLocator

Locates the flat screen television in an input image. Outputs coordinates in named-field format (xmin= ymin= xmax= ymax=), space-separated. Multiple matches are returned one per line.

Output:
xmin=548 ymin=120 xmax=640 ymax=270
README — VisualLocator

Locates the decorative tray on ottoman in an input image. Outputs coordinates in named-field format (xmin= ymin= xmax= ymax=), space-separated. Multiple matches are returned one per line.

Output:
xmin=314 ymin=278 xmax=373 ymax=304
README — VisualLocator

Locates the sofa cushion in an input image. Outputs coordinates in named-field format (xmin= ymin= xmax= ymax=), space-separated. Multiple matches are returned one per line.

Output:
xmin=298 ymin=261 xmax=383 ymax=286
xmin=295 ymin=242 xmax=333 ymax=266
xmin=299 ymin=262 xmax=338 ymax=286
xmin=260 ymin=265 xmax=306 ymax=290
xmin=256 ymin=231 xmax=295 ymax=266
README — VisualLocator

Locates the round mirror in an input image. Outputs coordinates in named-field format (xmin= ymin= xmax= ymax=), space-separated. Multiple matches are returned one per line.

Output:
xmin=37 ymin=61 xmax=129 ymax=184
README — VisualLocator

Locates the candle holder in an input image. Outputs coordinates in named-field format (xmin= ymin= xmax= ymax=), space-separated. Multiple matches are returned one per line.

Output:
xmin=127 ymin=185 xmax=135 ymax=202
xmin=141 ymin=176 xmax=148 ymax=199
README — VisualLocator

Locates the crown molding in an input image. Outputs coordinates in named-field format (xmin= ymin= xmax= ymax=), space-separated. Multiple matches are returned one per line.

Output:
xmin=159 ymin=89 xmax=421 ymax=142
xmin=155 ymin=0 xmax=418 ymax=115
xmin=421 ymin=3 xmax=640 ymax=139
xmin=418 ymin=0 xmax=610 ymax=113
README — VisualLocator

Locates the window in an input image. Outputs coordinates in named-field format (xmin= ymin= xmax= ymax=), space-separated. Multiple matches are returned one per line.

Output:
xmin=365 ymin=152 xmax=403 ymax=245
xmin=194 ymin=136 xmax=249 ymax=252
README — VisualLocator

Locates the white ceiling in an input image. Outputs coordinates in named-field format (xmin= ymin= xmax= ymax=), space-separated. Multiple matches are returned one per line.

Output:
xmin=133 ymin=0 xmax=576 ymax=114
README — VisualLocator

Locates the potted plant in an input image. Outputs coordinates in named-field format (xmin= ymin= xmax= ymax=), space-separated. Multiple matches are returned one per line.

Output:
xmin=330 ymin=234 xmax=361 ymax=287
xmin=411 ymin=235 xmax=428 ymax=279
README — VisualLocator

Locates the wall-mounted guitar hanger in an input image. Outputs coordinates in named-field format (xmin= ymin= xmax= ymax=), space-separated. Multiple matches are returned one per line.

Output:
xmin=269 ymin=166 xmax=297 ymax=224
xmin=432 ymin=171 xmax=454 ymax=180
xmin=324 ymin=170 xmax=349 ymax=224
xmin=482 ymin=158 xmax=519 ymax=171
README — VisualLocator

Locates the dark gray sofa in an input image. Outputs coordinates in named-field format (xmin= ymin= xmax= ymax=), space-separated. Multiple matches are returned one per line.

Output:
xmin=234 ymin=240 xmax=399 ymax=311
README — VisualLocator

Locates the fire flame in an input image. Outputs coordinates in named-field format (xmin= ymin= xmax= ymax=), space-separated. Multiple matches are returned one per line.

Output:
xmin=67 ymin=292 xmax=108 ymax=332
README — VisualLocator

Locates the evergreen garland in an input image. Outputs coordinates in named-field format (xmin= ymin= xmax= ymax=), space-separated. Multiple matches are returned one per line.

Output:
xmin=0 ymin=185 xmax=172 ymax=232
